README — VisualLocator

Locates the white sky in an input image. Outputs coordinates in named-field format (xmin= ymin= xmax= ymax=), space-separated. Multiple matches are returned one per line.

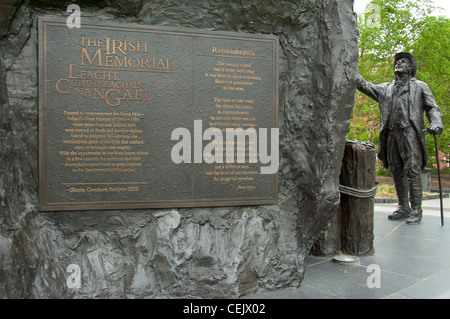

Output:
xmin=354 ymin=0 xmax=450 ymax=18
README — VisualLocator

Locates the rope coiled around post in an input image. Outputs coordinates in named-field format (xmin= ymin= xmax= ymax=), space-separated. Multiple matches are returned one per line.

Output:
xmin=339 ymin=184 xmax=378 ymax=199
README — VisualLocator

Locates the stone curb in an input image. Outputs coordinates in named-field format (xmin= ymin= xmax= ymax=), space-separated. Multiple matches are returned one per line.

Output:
xmin=375 ymin=192 xmax=450 ymax=203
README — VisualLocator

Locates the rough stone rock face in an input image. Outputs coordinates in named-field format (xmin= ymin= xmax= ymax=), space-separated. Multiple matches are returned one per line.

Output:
xmin=0 ymin=0 xmax=358 ymax=298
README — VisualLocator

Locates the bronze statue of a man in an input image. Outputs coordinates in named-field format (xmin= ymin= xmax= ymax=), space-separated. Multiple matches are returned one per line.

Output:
xmin=356 ymin=52 xmax=443 ymax=224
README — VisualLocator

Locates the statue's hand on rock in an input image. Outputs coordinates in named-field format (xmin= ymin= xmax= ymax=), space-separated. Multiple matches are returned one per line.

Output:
xmin=347 ymin=66 xmax=363 ymax=86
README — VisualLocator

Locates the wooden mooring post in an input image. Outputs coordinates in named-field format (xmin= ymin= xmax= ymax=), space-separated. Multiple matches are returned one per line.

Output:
xmin=311 ymin=140 xmax=376 ymax=256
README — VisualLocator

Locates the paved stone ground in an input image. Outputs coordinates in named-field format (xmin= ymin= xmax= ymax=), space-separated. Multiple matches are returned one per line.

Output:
xmin=245 ymin=197 xmax=450 ymax=299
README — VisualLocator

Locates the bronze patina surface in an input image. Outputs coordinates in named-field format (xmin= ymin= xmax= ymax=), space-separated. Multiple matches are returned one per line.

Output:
xmin=38 ymin=17 xmax=278 ymax=211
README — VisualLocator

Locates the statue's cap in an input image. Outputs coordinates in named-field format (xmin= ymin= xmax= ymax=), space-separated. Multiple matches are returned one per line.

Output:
xmin=394 ymin=52 xmax=417 ymax=77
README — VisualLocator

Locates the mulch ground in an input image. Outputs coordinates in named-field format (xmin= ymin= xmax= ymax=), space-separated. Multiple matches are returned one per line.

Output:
xmin=376 ymin=174 xmax=450 ymax=192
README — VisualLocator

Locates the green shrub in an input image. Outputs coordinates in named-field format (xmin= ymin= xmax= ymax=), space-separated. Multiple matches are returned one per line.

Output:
xmin=376 ymin=167 xmax=392 ymax=176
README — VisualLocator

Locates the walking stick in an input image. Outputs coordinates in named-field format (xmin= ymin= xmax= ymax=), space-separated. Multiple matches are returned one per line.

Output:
xmin=433 ymin=133 xmax=445 ymax=226
xmin=424 ymin=128 xmax=445 ymax=226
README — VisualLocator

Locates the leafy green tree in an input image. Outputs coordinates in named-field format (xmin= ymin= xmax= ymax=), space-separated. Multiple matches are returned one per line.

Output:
xmin=351 ymin=0 xmax=450 ymax=168
xmin=412 ymin=16 xmax=450 ymax=166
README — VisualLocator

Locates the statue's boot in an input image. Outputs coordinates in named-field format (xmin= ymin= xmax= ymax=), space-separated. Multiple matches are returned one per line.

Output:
xmin=388 ymin=174 xmax=411 ymax=220
xmin=406 ymin=176 xmax=423 ymax=224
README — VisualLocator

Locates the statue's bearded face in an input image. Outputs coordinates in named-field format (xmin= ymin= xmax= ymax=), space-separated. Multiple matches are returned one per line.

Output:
xmin=394 ymin=58 xmax=412 ymax=75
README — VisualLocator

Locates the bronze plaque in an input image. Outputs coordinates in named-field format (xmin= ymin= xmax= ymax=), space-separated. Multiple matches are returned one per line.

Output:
xmin=38 ymin=17 xmax=278 ymax=211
